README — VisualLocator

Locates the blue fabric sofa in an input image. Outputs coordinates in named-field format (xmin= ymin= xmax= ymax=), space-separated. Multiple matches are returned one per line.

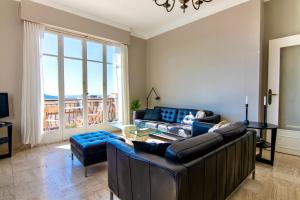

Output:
xmin=134 ymin=106 xmax=221 ymax=138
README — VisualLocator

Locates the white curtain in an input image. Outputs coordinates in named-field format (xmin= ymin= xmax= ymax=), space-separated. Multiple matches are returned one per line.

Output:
xmin=120 ymin=45 xmax=130 ymax=125
xmin=21 ymin=21 xmax=45 ymax=147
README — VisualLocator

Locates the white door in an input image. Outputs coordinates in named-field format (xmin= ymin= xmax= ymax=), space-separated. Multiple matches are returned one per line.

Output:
xmin=41 ymin=31 xmax=122 ymax=144
xmin=268 ymin=34 xmax=300 ymax=156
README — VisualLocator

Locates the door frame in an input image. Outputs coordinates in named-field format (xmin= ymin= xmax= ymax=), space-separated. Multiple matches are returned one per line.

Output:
xmin=41 ymin=30 xmax=122 ymax=144
xmin=268 ymin=34 xmax=300 ymax=156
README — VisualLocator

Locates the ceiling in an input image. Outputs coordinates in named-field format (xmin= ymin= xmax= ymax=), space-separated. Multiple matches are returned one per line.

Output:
xmin=29 ymin=0 xmax=249 ymax=39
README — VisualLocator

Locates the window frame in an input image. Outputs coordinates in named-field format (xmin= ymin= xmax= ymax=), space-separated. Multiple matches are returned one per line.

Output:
xmin=42 ymin=28 xmax=122 ymax=136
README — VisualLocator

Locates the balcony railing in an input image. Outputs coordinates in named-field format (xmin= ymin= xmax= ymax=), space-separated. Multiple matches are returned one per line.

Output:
xmin=43 ymin=98 xmax=118 ymax=131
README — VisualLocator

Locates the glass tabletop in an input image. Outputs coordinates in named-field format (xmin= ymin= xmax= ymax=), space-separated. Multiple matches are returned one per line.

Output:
xmin=111 ymin=123 xmax=179 ymax=142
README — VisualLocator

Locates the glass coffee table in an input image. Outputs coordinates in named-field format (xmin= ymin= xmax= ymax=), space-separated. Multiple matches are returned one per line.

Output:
xmin=149 ymin=128 xmax=181 ymax=141
xmin=111 ymin=123 xmax=179 ymax=142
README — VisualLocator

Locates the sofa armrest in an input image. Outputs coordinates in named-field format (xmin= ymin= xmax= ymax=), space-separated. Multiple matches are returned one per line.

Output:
xmin=196 ymin=114 xmax=221 ymax=124
xmin=191 ymin=121 xmax=214 ymax=137
xmin=107 ymin=139 xmax=189 ymax=200
xmin=133 ymin=109 xmax=146 ymax=120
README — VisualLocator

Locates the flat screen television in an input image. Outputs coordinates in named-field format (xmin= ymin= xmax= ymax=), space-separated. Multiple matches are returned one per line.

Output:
xmin=0 ymin=93 xmax=9 ymax=118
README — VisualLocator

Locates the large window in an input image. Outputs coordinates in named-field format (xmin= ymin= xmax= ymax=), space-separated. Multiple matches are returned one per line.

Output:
xmin=87 ymin=41 xmax=104 ymax=125
xmin=42 ymin=31 xmax=122 ymax=132
xmin=43 ymin=32 xmax=59 ymax=131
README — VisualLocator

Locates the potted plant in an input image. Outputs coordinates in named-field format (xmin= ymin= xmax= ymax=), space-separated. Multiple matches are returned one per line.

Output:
xmin=130 ymin=100 xmax=141 ymax=123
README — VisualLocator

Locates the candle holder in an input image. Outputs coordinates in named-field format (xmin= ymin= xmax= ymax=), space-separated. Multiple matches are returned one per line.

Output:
xmin=263 ymin=104 xmax=267 ymax=127
xmin=244 ymin=104 xmax=249 ymax=125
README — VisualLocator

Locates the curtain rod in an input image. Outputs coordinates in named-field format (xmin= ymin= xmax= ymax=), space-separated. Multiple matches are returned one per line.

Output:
xmin=22 ymin=19 xmax=127 ymax=47
xmin=46 ymin=25 xmax=125 ymax=47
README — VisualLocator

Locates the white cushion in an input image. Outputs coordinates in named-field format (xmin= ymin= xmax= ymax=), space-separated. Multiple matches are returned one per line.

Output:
xmin=195 ymin=111 xmax=206 ymax=119
xmin=182 ymin=112 xmax=195 ymax=125
xmin=208 ymin=121 xmax=231 ymax=132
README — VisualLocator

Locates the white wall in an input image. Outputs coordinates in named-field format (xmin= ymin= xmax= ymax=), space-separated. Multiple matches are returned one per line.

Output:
xmin=128 ymin=36 xmax=147 ymax=107
xmin=146 ymin=0 xmax=262 ymax=121
xmin=0 ymin=0 xmax=23 ymax=149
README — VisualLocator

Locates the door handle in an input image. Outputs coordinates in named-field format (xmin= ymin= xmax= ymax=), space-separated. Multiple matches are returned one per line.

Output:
xmin=268 ymin=89 xmax=277 ymax=105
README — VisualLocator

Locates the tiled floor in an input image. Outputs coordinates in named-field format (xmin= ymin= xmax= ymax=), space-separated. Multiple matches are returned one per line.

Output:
xmin=0 ymin=142 xmax=299 ymax=200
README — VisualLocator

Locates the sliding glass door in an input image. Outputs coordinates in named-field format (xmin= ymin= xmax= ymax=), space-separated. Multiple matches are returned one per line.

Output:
xmin=41 ymin=31 xmax=122 ymax=143
xmin=106 ymin=45 xmax=122 ymax=123
xmin=64 ymin=36 xmax=84 ymax=131
xmin=87 ymin=41 xmax=104 ymax=126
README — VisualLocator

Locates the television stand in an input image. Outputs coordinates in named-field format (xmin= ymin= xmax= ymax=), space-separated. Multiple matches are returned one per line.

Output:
xmin=0 ymin=122 xmax=12 ymax=159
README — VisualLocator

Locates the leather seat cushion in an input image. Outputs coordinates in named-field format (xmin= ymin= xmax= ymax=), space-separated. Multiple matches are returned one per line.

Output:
xmin=214 ymin=122 xmax=246 ymax=141
xmin=70 ymin=131 xmax=122 ymax=156
xmin=157 ymin=123 xmax=193 ymax=138
xmin=165 ymin=132 xmax=223 ymax=163
xmin=157 ymin=123 xmax=172 ymax=132
xmin=168 ymin=124 xmax=192 ymax=138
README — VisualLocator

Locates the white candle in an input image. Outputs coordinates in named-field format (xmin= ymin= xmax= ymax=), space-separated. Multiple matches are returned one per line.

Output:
xmin=246 ymin=96 xmax=248 ymax=104
xmin=264 ymin=96 xmax=266 ymax=106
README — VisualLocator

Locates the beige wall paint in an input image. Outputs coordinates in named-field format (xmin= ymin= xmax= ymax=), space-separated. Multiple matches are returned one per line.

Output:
xmin=128 ymin=36 xmax=147 ymax=108
xmin=20 ymin=0 xmax=131 ymax=44
xmin=146 ymin=0 xmax=262 ymax=121
xmin=0 ymin=0 xmax=23 ymax=150
xmin=262 ymin=0 xmax=300 ymax=113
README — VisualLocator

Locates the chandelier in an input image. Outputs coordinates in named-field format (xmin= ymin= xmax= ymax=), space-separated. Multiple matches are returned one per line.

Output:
xmin=154 ymin=0 xmax=213 ymax=13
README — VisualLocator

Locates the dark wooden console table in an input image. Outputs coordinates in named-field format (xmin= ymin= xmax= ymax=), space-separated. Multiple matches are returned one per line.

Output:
xmin=0 ymin=122 xmax=13 ymax=159
xmin=245 ymin=122 xmax=277 ymax=166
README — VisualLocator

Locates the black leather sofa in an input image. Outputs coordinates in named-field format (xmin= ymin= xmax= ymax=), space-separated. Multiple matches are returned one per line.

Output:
xmin=134 ymin=106 xmax=221 ymax=138
xmin=107 ymin=122 xmax=256 ymax=200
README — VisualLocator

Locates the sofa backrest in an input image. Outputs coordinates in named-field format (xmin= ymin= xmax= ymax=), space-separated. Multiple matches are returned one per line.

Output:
xmin=154 ymin=106 xmax=214 ymax=123
xmin=183 ymin=131 xmax=256 ymax=200
xmin=107 ymin=130 xmax=256 ymax=200
xmin=165 ymin=132 xmax=223 ymax=163
xmin=107 ymin=139 xmax=188 ymax=200
xmin=155 ymin=107 xmax=178 ymax=123
xmin=214 ymin=122 xmax=246 ymax=142
xmin=165 ymin=122 xmax=247 ymax=163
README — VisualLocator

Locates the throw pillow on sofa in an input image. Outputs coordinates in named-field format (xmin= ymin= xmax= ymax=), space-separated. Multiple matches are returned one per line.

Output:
xmin=143 ymin=109 xmax=161 ymax=121
xmin=214 ymin=122 xmax=246 ymax=141
xmin=182 ymin=112 xmax=195 ymax=125
xmin=208 ymin=120 xmax=231 ymax=132
xmin=132 ymin=141 xmax=172 ymax=157
xmin=195 ymin=110 xmax=206 ymax=119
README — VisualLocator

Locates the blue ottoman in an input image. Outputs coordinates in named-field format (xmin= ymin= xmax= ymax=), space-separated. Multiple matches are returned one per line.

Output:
xmin=70 ymin=131 xmax=123 ymax=177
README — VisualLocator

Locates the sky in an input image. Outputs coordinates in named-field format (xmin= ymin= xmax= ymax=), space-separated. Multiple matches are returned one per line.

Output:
xmin=42 ymin=32 xmax=119 ymax=98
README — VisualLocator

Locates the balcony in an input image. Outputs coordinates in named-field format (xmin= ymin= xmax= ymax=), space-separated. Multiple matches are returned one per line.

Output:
xmin=44 ymin=97 xmax=119 ymax=131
